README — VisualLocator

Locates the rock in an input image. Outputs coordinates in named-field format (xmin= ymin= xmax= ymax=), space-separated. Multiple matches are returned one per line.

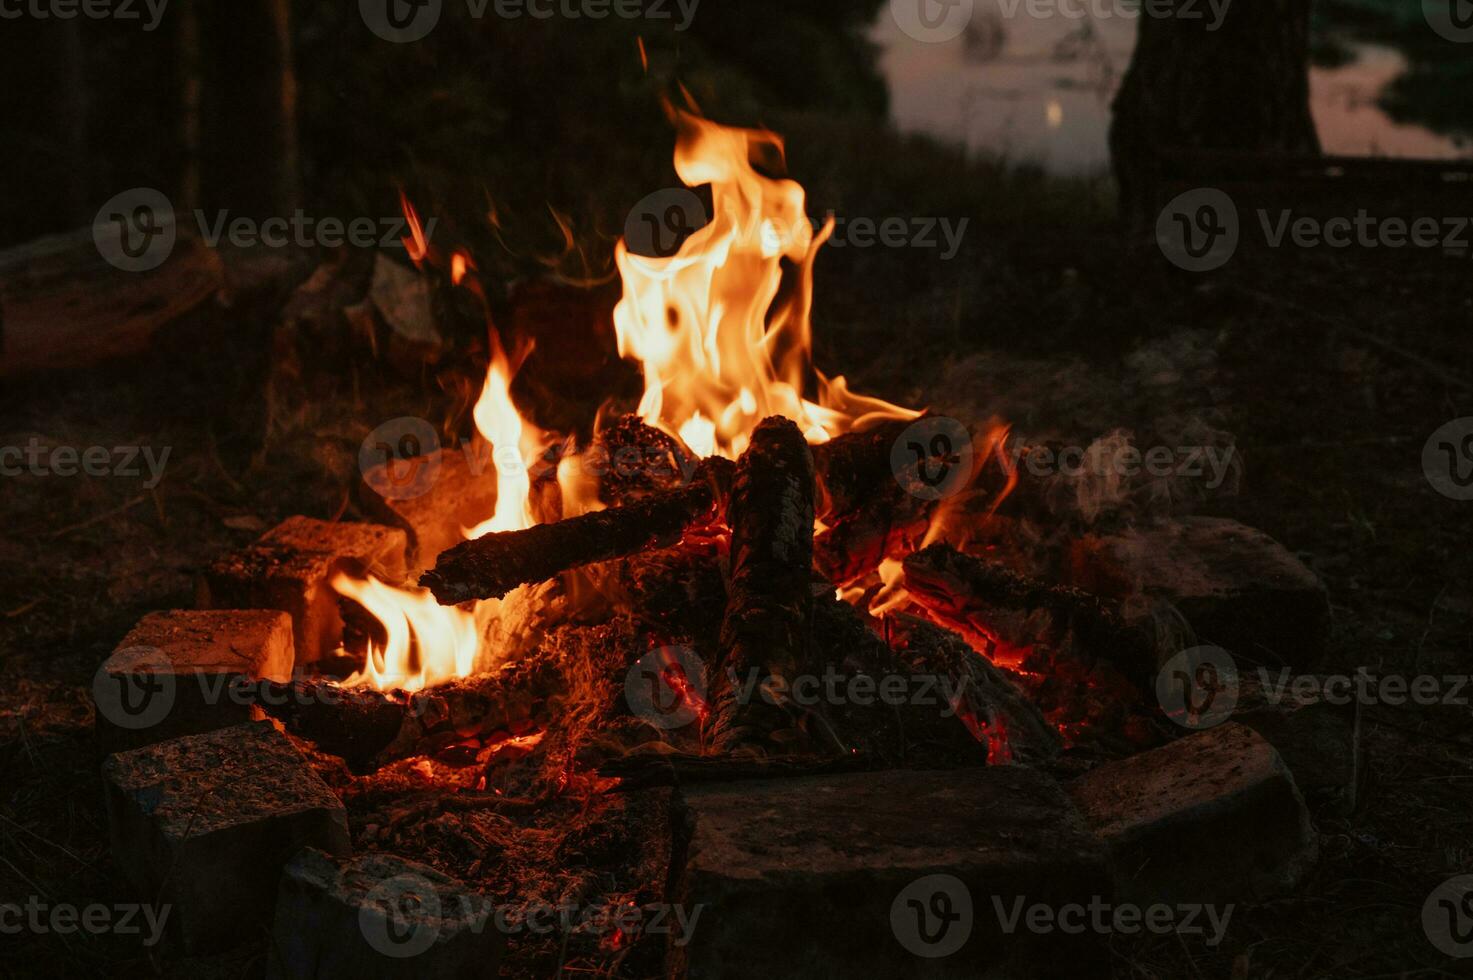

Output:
xmin=1068 ymin=722 xmax=1317 ymax=906
xmin=94 ymin=609 xmax=294 ymax=754
xmin=359 ymin=447 xmax=499 ymax=574
xmin=1068 ymin=516 xmax=1330 ymax=668
xmin=1233 ymin=670 xmax=1361 ymax=815
xmin=103 ymin=722 xmax=350 ymax=953
xmin=672 ymin=767 xmax=1110 ymax=978
xmin=198 ymin=516 xmax=408 ymax=664
xmin=267 ymin=848 xmax=503 ymax=980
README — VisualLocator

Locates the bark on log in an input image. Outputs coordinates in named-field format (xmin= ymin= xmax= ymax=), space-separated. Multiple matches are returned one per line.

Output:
xmin=891 ymin=616 xmax=1061 ymax=766
xmin=903 ymin=544 xmax=1152 ymax=676
xmin=707 ymin=417 xmax=815 ymax=753
xmin=814 ymin=485 xmax=934 ymax=586
xmin=420 ymin=458 xmax=733 ymax=604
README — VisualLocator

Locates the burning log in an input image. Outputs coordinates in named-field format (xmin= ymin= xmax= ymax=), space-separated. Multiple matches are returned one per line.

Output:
xmin=810 ymin=417 xmax=915 ymax=520
xmin=419 ymin=458 xmax=733 ymax=604
xmin=891 ymin=616 xmax=1062 ymax=766
xmin=708 ymin=417 xmax=816 ymax=753
xmin=253 ymin=660 xmax=561 ymax=773
xmin=902 ymin=544 xmax=1153 ymax=677
xmin=814 ymin=485 xmax=934 ymax=586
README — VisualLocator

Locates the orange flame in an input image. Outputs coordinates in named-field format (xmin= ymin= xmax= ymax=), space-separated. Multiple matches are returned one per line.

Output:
xmin=342 ymin=110 xmax=937 ymax=694
xmin=613 ymin=108 xmax=918 ymax=459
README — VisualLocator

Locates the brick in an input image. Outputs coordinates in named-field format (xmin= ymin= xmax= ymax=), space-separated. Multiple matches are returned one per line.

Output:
xmin=199 ymin=516 xmax=408 ymax=664
xmin=1068 ymin=722 xmax=1317 ymax=906
xmin=268 ymin=847 xmax=504 ymax=980
xmin=1069 ymin=517 xmax=1330 ymax=668
xmin=672 ymin=767 xmax=1110 ymax=979
xmin=1233 ymin=672 xmax=1361 ymax=815
xmin=94 ymin=609 xmax=294 ymax=754
xmin=103 ymin=722 xmax=350 ymax=953
xmin=359 ymin=446 xmax=499 ymax=573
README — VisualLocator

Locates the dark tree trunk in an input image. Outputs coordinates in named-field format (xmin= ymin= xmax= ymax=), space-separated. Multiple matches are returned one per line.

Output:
xmin=1110 ymin=0 xmax=1320 ymax=220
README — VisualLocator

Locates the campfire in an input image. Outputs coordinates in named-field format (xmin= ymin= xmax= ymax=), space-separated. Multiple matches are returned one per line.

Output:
xmin=93 ymin=102 xmax=1339 ymax=978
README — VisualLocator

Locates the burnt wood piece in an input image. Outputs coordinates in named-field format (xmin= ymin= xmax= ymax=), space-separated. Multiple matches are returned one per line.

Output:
xmin=708 ymin=417 xmax=816 ymax=754
xmin=252 ymin=661 xmax=561 ymax=773
xmin=903 ymin=544 xmax=1154 ymax=678
xmin=807 ymin=591 xmax=1048 ymax=767
xmin=892 ymin=616 xmax=1062 ymax=766
xmin=809 ymin=418 xmax=915 ymax=520
xmin=420 ymin=458 xmax=733 ymax=604
xmin=594 ymin=415 xmax=697 ymax=504
xmin=811 ymin=417 xmax=1044 ymax=527
xmin=814 ymin=484 xmax=934 ymax=586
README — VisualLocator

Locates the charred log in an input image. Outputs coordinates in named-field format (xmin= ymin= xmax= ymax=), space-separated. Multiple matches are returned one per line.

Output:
xmin=890 ymin=616 xmax=1062 ymax=766
xmin=814 ymin=484 xmax=934 ymax=586
xmin=808 ymin=592 xmax=1057 ymax=766
xmin=252 ymin=660 xmax=561 ymax=772
xmin=903 ymin=544 xmax=1153 ymax=678
xmin=592 ymin=416 xmax=697 ymax=504
xmin=707 ymin=417 xmax=816 ymax=754
xmin=420 ymin=458 xmax=733 ymax=604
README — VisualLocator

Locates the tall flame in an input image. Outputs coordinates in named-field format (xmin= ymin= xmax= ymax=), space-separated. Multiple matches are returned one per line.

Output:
xmin=464 ymin=354 xmax=539 ymax=539
xmin=341 ymin=108 xmax=928 ymax=694
xmin=614 ymin=109 xmax=917 ymax=459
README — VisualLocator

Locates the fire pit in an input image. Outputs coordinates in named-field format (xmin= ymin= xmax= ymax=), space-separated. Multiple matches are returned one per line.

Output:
xmin=91 ymin=109 xmax=1345 ymax=979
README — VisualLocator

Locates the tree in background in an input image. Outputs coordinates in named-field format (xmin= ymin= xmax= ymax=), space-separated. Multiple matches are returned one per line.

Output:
xmin=1110 ymin=0 xmax=1320 ymax=219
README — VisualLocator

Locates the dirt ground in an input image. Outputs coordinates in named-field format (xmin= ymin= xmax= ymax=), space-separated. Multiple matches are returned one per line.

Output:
xmin=2 ymin=136 xmax=1472 ymax=976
